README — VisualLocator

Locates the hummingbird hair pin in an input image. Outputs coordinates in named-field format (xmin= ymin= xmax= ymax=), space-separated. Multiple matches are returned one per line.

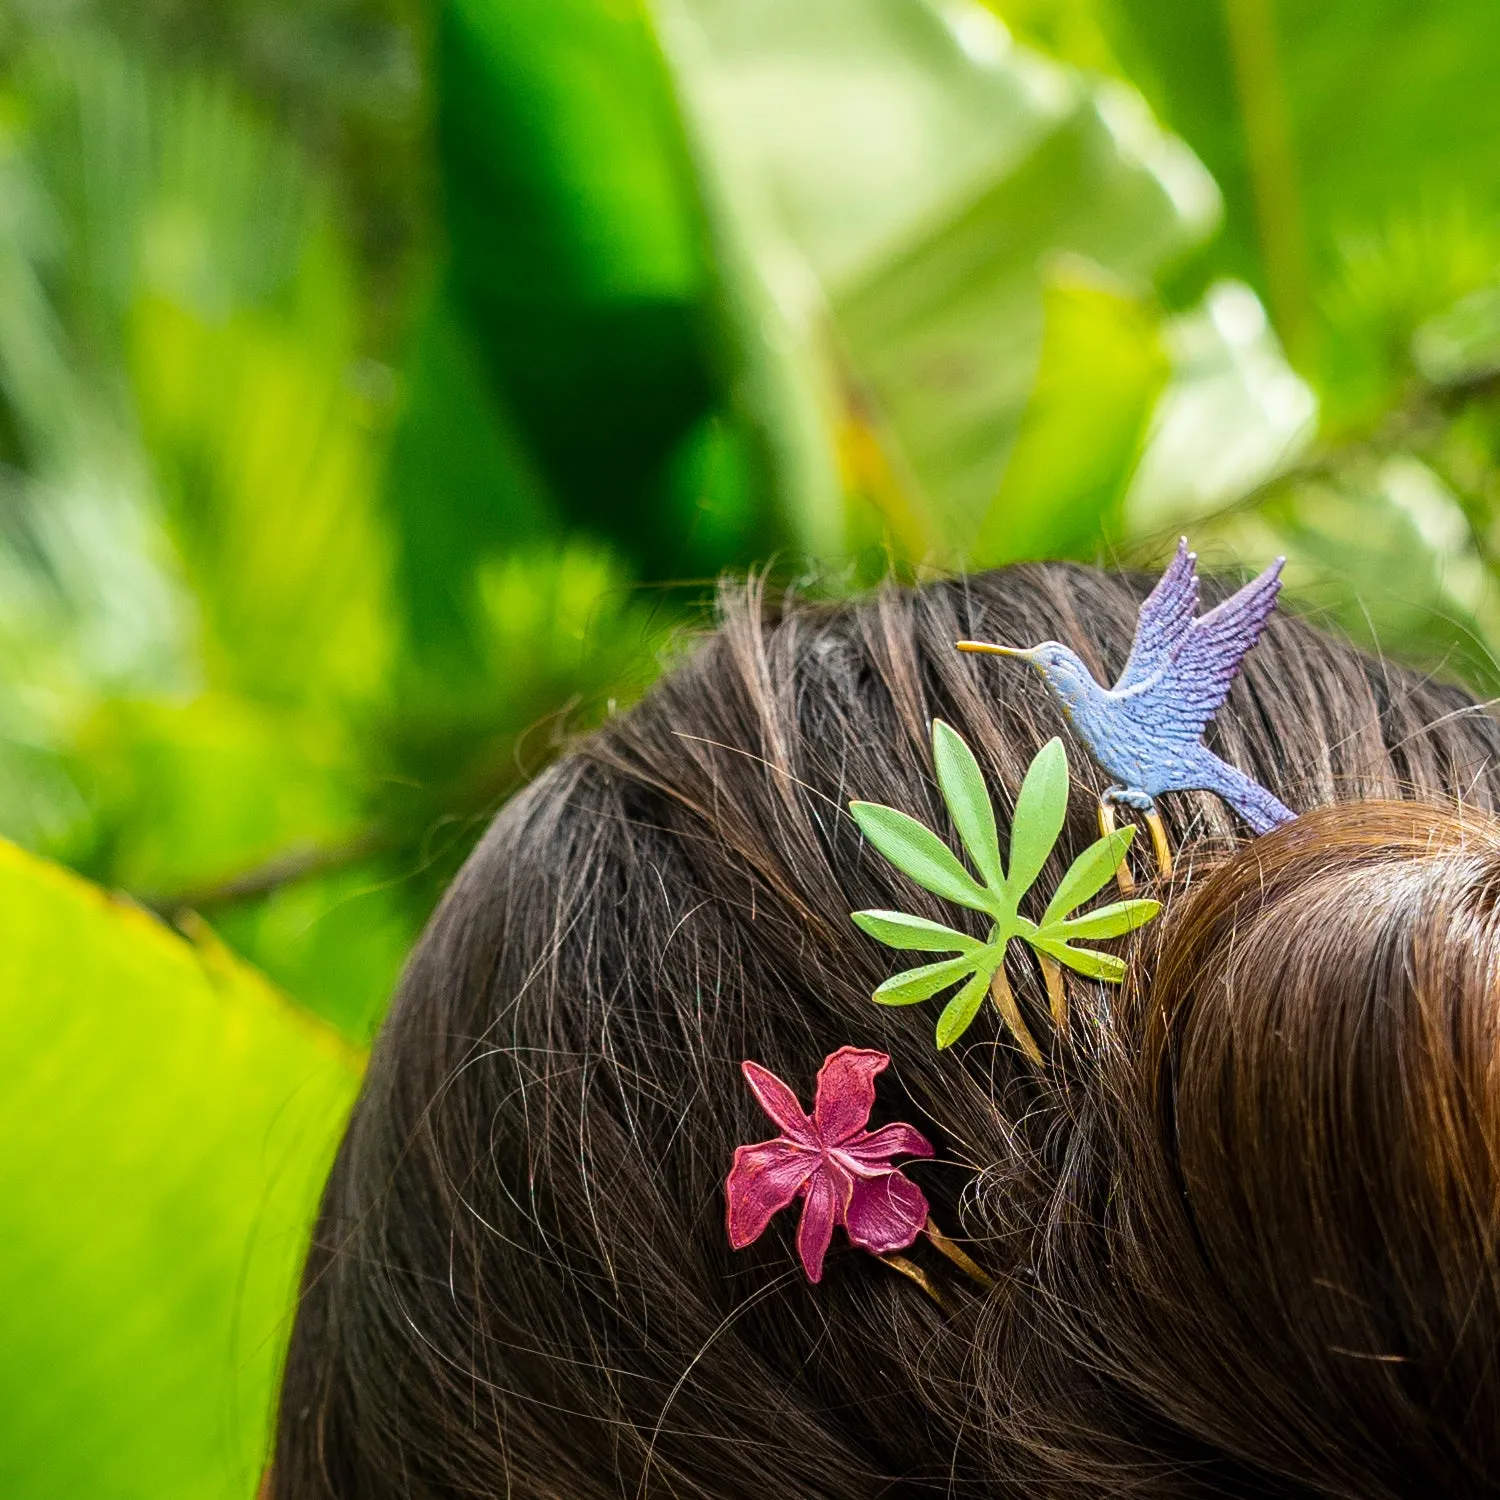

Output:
xmin=956 ymin=539 xmax=1295 ymax=887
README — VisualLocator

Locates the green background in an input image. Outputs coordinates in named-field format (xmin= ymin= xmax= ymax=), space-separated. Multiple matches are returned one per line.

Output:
xmin=4 ymin=0 xmax=1500 ymax=1491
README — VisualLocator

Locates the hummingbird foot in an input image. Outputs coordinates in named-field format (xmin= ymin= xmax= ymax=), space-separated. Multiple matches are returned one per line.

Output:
xmin=1143 ymin=808 xmax=1174 ymax=880
xmin=1098 ymin=788 xmax=1173 ymax=882
xmin=1101 ymin=784 xmax=1157 ymax=813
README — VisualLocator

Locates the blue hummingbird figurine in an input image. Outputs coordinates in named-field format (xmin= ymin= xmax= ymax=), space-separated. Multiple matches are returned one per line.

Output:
xmin=957 ymin=539 xmax=1295 ymax=875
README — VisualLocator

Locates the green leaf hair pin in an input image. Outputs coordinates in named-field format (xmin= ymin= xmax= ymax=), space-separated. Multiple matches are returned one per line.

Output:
xmin=849 ymin=723 xmax=1160 ymax=1056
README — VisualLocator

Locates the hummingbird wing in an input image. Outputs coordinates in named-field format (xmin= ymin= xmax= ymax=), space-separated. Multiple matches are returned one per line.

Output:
xmin=1131 ymin=558 xmax=1285 ymax=744
xmin=1113 ymin=538 xmax=1200 ymax=693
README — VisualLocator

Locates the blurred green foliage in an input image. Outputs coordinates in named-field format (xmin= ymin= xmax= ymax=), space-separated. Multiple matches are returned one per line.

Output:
xmin=4 ymin=0 xmax=1500 ymax=1493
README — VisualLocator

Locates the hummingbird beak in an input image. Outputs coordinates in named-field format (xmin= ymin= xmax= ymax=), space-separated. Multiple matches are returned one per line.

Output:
xmin=955 ymin=640 xmax=1033 ymax=662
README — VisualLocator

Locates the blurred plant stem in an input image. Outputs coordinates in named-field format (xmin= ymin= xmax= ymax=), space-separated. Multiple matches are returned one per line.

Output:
xmin=1222 ymin=0 xmax=1313 ymax=365
xmin=141 ymin=830 xmax=393 ymax=918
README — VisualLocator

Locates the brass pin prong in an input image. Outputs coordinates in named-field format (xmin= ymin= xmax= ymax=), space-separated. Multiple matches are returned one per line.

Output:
xmin=1098 ymin=799 xmax=1136 ymax=894
xmin=1144 ymin=808 xmax=1174 ymax=879
xmin=990 ymin=966 xmax=1043 ymax=1065
xmin=1039 ymin=952 xmax=1067 ymax=1036
xmin=879 ymin=1253 xmax=949 ymax=1310
xmin=924 ymin=1218 xmax=996 ymax=1290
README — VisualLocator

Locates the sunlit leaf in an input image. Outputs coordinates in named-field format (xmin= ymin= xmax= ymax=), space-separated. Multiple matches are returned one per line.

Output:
xmin=850 ymin=801 xmax=992 ymax=912
xmin=852 ymin=909 xmax=984 ymax=953
xmin=973 ymin=262 xmax=1169 ymax=565
xmin=1109 ymin=0 xmax=1500 ymax=377
xmin=1040 ymin=826 xmax=1134 ymax=926
xmin=1125 ymin=282 xmax=1315 ymax=534
xmin=931 ymin=719 xmax=1003 ymax=888
xmin=651 ymin=0 xmax=1220 ymax=558
xmin=130 ymin=294 xmax=394 ymax=709
xmin=873 ymin=951 xmax=987 ymax=1005
xmin=0 ymin=838 xmax=361 ymax=1499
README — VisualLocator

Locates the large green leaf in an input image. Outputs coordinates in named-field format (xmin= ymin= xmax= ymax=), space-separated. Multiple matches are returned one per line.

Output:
xmin=1104 ymin=0 xmax=1500 ymax=381
xmin=653 ymin=0 xmax=1221 ymax=558
xmin=974 ymin=261 xmax=1168 ymax=564
xmin=0 ymin=839 xmax=361 ymax=1499
xmin=420 ymin=0 xmax=751 ymax=597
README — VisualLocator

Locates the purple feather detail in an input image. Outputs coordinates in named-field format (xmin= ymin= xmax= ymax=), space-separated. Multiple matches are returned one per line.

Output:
xmin=1127 ymin=542 xmax=1284 ymax=744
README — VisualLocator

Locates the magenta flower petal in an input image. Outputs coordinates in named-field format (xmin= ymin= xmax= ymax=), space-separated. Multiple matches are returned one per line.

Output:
xmin=725 ymin=1141 xmax=818 ymax=1249
xmin=812 ymin=1046 xmax=887 ymax=1144
xmin=843 ymin=1170 xmax=930 ymax=1256
xmin=741 ymin=1060 xmax=815 ymax=1142
xmin=841 ymin=1122 xmax=935 ymax=1170
xmin=796 ymin=1163 xmax=849 ymax=1282
xmin=727 ymin=1049 xmax=934 ymax=1283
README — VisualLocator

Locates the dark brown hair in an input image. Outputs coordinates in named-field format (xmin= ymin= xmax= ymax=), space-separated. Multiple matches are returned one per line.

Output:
xmin=271 ymin=563 xmax=1500 ymax=1497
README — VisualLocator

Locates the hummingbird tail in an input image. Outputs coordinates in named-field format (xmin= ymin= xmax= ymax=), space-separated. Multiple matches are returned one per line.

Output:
xmin=1207 ymin=758 xmax=1295 ymax=835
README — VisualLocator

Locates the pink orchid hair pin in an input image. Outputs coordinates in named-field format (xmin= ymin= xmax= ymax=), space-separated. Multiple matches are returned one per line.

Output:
xmin=726 ymin=1047 xmax=989 ymax=1295
xmin=725 ymin=540 xmax=1293 ymax=1291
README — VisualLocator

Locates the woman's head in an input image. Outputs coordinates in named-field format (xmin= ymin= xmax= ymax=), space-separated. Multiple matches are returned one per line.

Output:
xmin=271 ymin=561 xmax=1500 ymax=1497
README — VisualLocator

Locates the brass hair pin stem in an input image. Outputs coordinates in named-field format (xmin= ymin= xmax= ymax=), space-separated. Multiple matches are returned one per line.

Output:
xmin=1097 ymin=799 xmax=1173 ymax=892
xmin=924 ymin=1218 xmax=996 ymax=1289
xmin=878 ymin=1253 xmax=950 ymax=1310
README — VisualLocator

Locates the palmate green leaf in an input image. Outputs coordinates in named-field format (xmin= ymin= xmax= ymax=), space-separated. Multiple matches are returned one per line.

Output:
xmin=852 ymin=909 xmax=983 ymax=953
xmin=1007 ymin=736 xmax=1070 ymax=900
xmin=1043 ymin=898 xmax=1161 ymax=942
xmin=935 ymin=964 xmax=993 ymax=1050
xmin=873 ymin=951 xmax=990 ymax=1006
xmin=1031 ymin=935 xmax=1127 ymax=984
xmin=0 ymin=838 xmax=361 ymax=1500
xmin=1040 ymin=826 xmax=1135 ymax=927
xmin=931 ymin=719 xmax=1004 ymax=888
xmin=850 ymin=801 xmax=992 ymax=912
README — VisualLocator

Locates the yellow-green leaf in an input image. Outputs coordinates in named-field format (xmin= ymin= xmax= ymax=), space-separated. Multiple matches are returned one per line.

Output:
xmin=973 ymin=265 xmax=1169 ymax=566
xmin=850 ymin=801 xmax=992 ymax=912
xmin=873 ymin=952 xmax=986 ymax=1006
xmin=1044 ymin=898 xmax=1161 ymax=942
xmin=931 ymin=719 xmax=1003 ymax=889
xmin=1031 ymin=935 xmax=1128 ymax=984
xmin=0 ymin=840 xmax=362 ymax=1499
xmin=935 ymin=965 xmax=992 ymax=1049
xmin=1006 ymin=737 xmax=1070 ymax=902
xmin=1041 ymin=826 xmax=1135 ymax=927
xmin=852 ymin=909 xmax=984 ymax=952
